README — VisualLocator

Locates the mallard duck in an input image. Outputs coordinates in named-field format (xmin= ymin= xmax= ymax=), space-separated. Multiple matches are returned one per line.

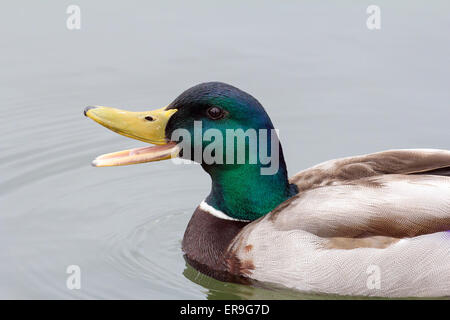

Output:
xmin=84 ymin=82 xmax=450 ymax=298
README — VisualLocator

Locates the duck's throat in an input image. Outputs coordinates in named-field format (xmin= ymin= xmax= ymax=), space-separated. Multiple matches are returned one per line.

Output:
xmin=203 ymin=161 xmax=298 ymax=221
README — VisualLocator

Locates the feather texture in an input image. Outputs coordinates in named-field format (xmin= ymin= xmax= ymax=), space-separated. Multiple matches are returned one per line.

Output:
xmin=227 ymin=149 xmax=450 ymax=297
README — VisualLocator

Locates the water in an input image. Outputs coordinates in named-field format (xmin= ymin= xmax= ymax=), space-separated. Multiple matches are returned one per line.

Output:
xmin=1 ymin=1 xmax=449 ymax=299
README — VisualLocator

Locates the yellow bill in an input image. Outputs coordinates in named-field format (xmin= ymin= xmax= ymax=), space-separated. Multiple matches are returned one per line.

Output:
xmin=84 ymin=106 xmax=179 ymax=167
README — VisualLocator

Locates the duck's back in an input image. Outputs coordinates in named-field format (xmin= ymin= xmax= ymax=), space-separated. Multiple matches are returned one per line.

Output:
xmin=227 ymin=149 xmax=450 ymax=297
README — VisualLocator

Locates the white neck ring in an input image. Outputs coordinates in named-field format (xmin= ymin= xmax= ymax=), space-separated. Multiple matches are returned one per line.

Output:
xmin=199 ymin=200 xmax=250 ymax=222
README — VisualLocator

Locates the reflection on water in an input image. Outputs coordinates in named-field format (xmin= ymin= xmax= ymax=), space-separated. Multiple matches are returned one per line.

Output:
xmin=183 ymin=263 xmax=340 ymax=300
xmin=1 ymin=1 xmax=449 ymax=299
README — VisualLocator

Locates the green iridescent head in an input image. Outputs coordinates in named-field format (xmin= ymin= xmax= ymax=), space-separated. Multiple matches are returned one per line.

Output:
xmin=165 ymin=82 xmax=298 ymax=220
xmin=85 ymin=82 xmax=298 ymax=220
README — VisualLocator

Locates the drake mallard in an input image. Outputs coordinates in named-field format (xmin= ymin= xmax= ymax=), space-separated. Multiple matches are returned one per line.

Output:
xmin=84 ymin=82 xmax=450 ymax=298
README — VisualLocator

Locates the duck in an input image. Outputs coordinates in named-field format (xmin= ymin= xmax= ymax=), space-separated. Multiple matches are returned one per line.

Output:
xmin=84 ymin=82 xmax=450 ymax=298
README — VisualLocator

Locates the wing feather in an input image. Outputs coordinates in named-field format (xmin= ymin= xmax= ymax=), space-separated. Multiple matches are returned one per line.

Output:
xmin=290 ymin=149 xmax=450 ymax=192
xmin=228 ymin=149 xmax=450 ymax=297
xmin=273 ymin=174 xmax=450 ymax=237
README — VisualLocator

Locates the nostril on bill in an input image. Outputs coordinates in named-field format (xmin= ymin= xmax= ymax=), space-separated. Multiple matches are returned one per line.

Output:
xmin=145 ymin=116 xmax=155 ymax=121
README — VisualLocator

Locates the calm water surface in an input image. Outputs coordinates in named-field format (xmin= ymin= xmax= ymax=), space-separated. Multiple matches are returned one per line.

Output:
xmin=1 ymin=1 xmax=449 ymax=299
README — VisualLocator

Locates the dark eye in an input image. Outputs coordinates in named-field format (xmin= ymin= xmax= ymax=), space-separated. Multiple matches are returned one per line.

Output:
xmin=206 ymin=106 xmax=224 ymax=120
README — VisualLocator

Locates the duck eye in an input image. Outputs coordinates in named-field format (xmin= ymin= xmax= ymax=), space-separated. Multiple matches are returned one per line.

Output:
xmin=206 ymin=106 xmax=224 ymax=120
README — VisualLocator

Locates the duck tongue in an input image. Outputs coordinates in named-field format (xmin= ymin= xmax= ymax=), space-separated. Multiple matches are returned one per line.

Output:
xmin=92 ymin=142 xmax=180 ymax=167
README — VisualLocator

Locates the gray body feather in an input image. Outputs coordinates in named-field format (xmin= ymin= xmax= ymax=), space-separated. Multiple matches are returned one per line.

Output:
xmin=227 ymin=149 xmax=450 ymax=297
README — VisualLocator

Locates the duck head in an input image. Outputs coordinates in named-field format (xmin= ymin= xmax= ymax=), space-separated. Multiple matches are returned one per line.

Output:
xmin=85 ymin=82 xmax=298 ymax=220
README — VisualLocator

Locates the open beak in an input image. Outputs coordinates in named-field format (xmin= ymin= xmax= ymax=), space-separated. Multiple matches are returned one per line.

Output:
xmin=84 ymin=106 xmax=179 ymax=167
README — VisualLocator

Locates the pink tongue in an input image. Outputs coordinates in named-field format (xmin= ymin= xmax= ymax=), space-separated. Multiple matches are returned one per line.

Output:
xmin=129 ymin=147 xmax=154 ymax=156
xmin=98 ymin=146 xmax=159 ymax=159
xmin=92 ymin=142 xmax=179 ymax=167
